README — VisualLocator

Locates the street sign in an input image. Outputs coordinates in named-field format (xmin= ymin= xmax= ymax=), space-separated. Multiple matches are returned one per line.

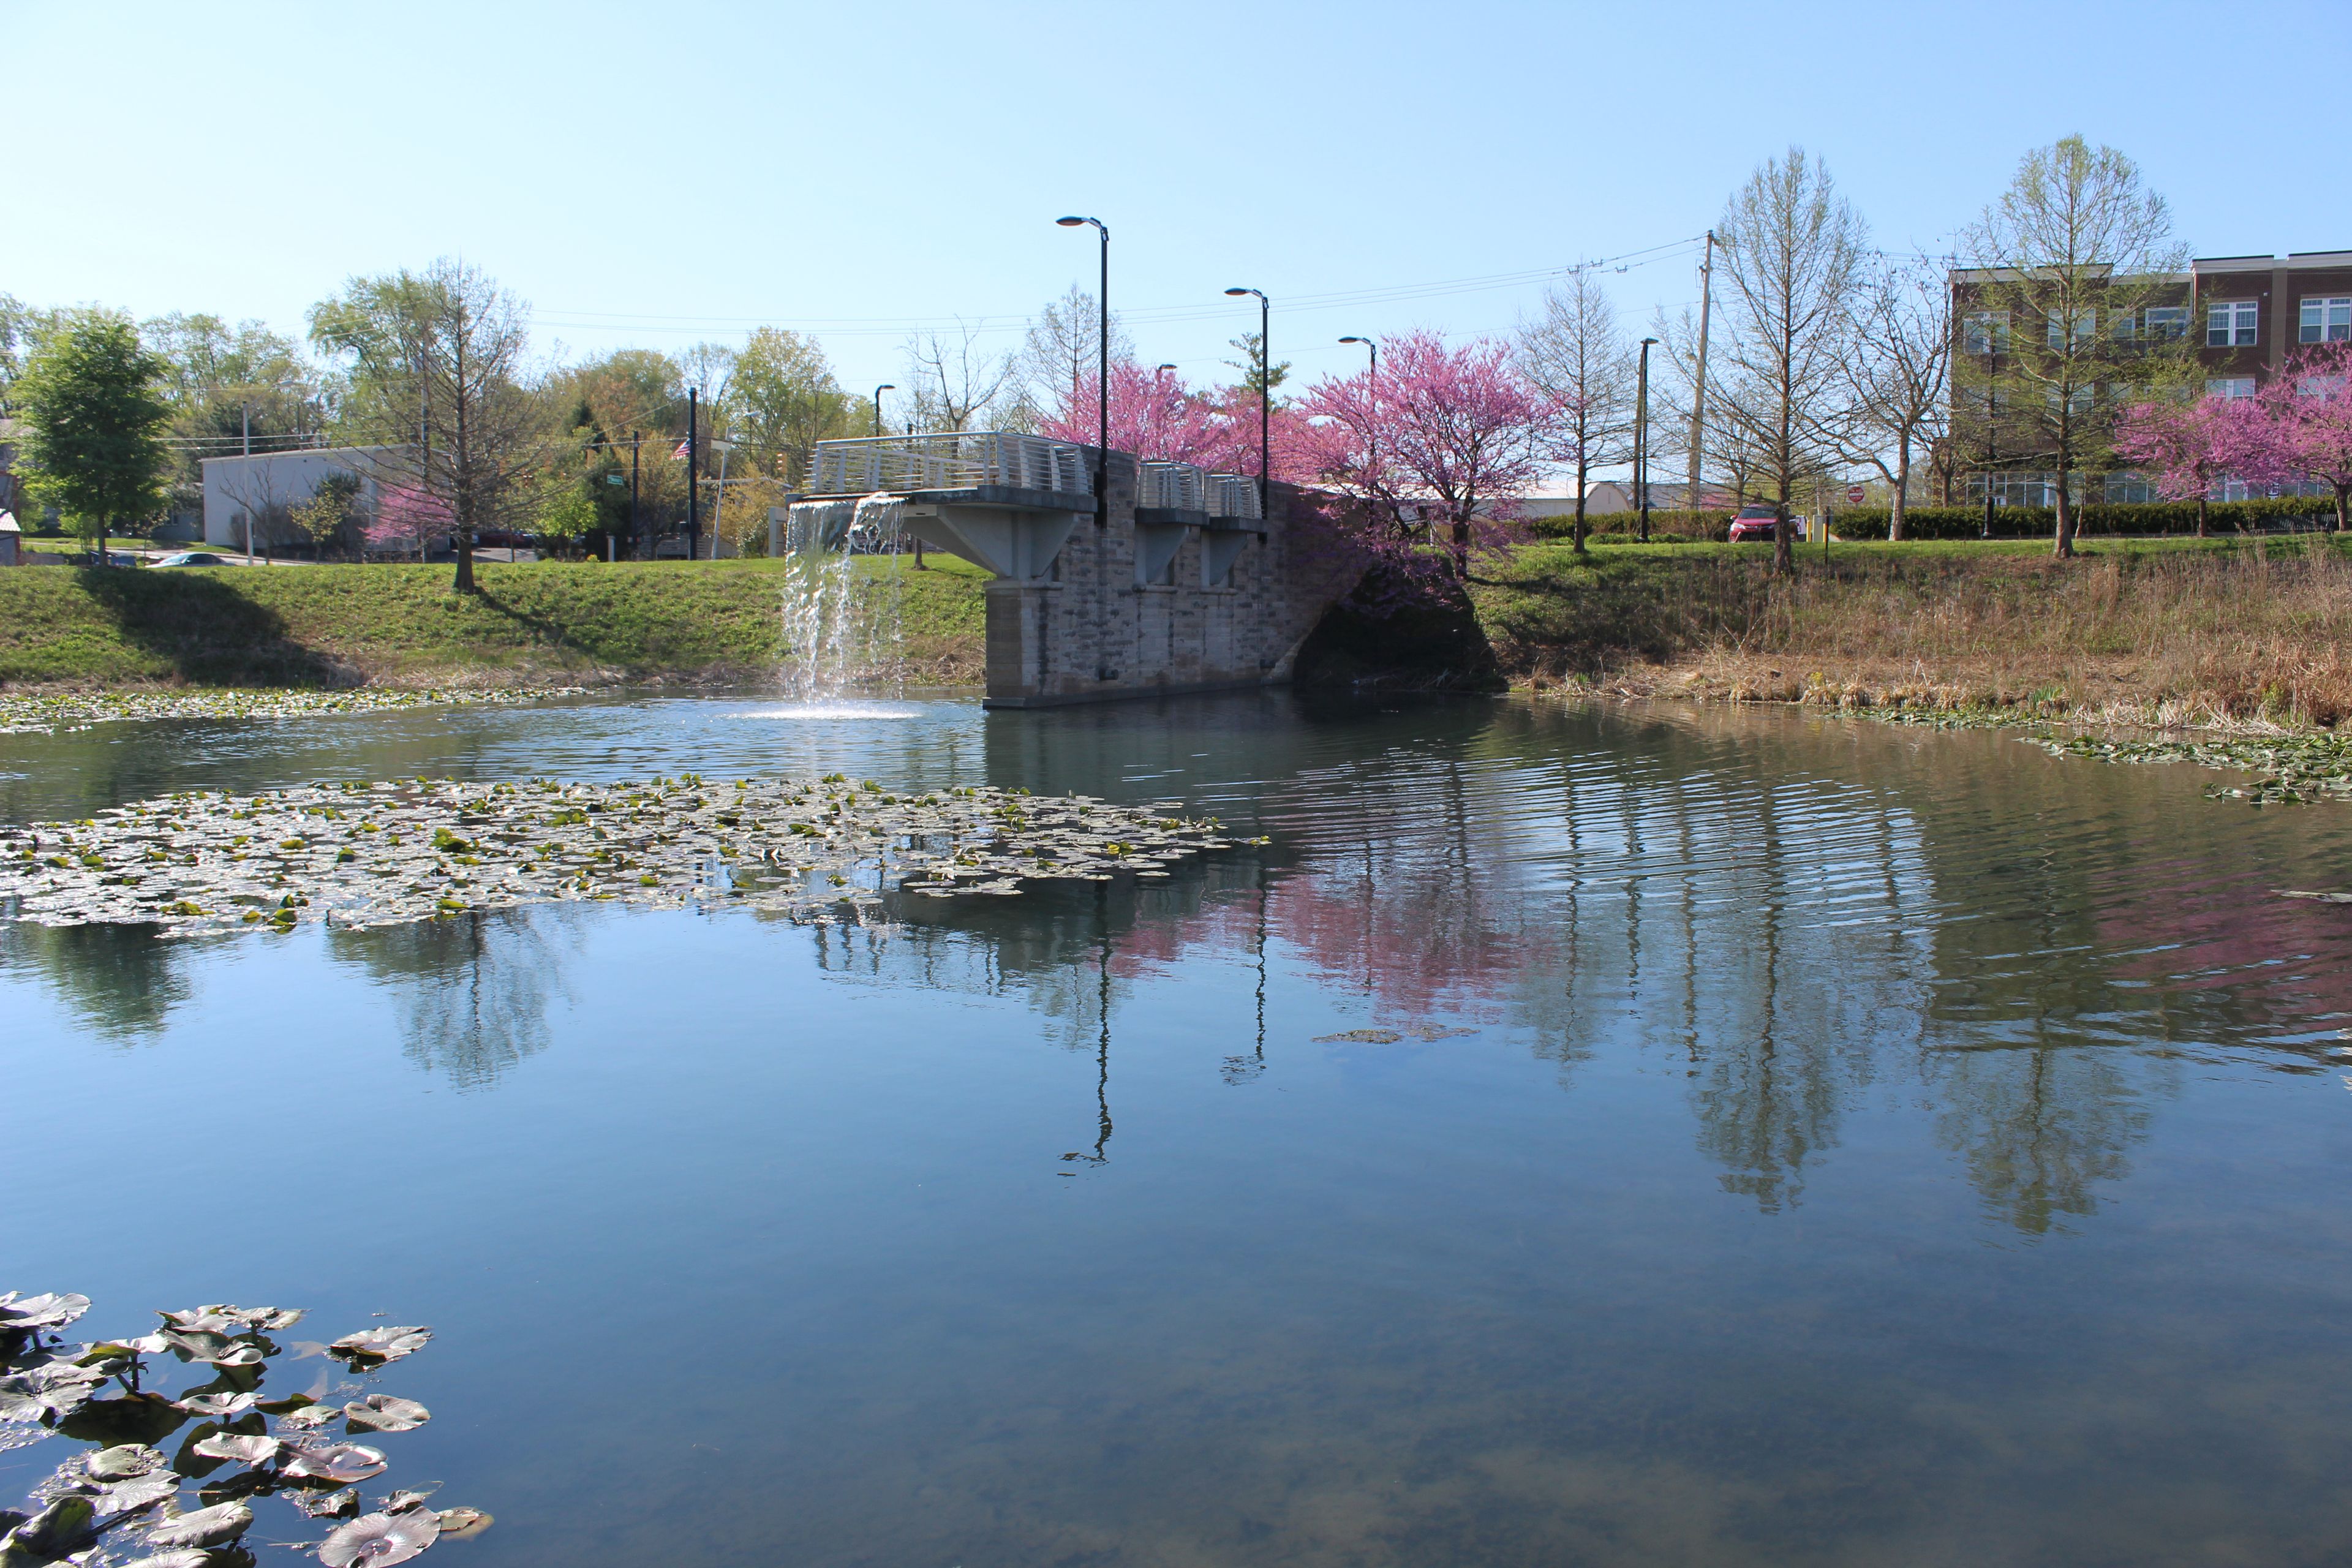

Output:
xmin=1847 ymin=485 xmax=1866 ymax=505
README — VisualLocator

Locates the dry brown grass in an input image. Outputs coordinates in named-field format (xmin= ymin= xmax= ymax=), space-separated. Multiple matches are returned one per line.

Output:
xmin=1484 ymin=538 xmax=2352 ymax=731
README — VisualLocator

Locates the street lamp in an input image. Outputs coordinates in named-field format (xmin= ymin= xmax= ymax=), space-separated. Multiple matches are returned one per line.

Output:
xmin=1058 ymin=216 xmax=1110 ymax=526
xmin=1340 ymin=336 xmax=1379 ymax=518
xmin=1636 ymin=337 xmax=1658 ymax=544
xmin=1226 ymin=287 xmax=1270 ymax=512
xmin=871 ymin=384 xmax=894 ymax=439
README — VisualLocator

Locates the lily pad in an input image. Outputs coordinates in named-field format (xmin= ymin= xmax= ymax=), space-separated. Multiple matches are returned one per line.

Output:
xmin=0 ymin=1292 xmax=92 ymax=1332
xmin=1 ymin=1495 xmax=97 ymax=1559
xmin=327 ymin=1328 xmax=431 ymax=1366
xmin=319 ymin=1504 xmax=440 ymax=1567
xmin=192 ymin=1432 xmax=282 ymax=1468
xmin=144 ymin=1499 xmax=254 ymax=1549
xmin=434 ymin=1506 xmax=492 ymax=1541
xmin=344 ymin=1396 xmax=429 ymax=1434
xmin=282 ymin=1442 xmax=388 ymax=1484
xmin=85 ymin=1443 xmax=170 ymax=1481
xmin=113 ymin=1552 xmax=214 ymax=1568
xmin=292 ymin=1487 xmax=361 ymax=1520
xmin=176 ymin=1391 xmax=258 ymax=1419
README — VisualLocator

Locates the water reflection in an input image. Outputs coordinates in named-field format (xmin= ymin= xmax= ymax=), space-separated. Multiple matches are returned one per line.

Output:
xmin=0 ymin=914 xmax=198 ymax=1042
xmin=328 ymin=906 xmax=594 ymax=1089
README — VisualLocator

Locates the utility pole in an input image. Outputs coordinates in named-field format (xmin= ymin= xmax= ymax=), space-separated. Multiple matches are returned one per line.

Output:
xmin=1686 ymin=230 xmax=1716 ymax=517
xmin=241 ymin=402 xmax=254 ymax=565
xmin=1637 ymin=337 xmax=1657 ymax=544
xmin=629 ymin=431 xmax=641 ymax=559
xmin=686 ymin=388 xmax=699 ymax=562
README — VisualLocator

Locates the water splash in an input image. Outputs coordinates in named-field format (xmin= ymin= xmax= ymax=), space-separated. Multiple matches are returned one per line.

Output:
xmin=779 ymin=494 xmax=908 ymax=703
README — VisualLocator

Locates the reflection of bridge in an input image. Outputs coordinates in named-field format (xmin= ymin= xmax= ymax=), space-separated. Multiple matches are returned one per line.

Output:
xmin=787 ymin=433 xmax=1355 ymax=709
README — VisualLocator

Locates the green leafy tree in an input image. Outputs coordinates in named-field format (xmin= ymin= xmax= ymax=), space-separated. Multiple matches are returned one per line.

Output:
xmin=533 ymin=484 xmax=598 ymax=544
xmin=13 ymin=312 xmax=172 ymax=556
xmin=143 ymin=313 xmax=323 ymax=514
xmin=1961 ymin=136 xmax=2187 ymax=558
xmin=291 ymin=471 xmax=363 ymax=556
xmin=730 ymin=326 xmax=858 ymax=484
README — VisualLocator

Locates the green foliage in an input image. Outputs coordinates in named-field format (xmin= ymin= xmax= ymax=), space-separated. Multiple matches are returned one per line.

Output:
xmin=1804 ymin=498 xmax=2329 ymax=540
xmin=291 ymin=473 xmax=363 ymax=551
xmin=533 ymin=485 xmax=599 ymax=541
xmin=13 ymin=313 xmax=172 ymax=546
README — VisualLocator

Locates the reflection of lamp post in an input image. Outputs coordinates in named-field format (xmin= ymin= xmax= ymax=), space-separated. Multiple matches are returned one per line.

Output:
xmin=1636 ymin=337 xmax=1658 ymax=544
xmin=1226 ymin=287 xmax=1270 ymax=512
xmin=1058 ymin=216 xmax=1110 ymax=527
xmin=708 ymin=438 xmax=735 ymax=556
xmin=1340 ymin=335 xmax=1379 ymax=516
xmin=871 ymin=384 xmax=894 ymax=439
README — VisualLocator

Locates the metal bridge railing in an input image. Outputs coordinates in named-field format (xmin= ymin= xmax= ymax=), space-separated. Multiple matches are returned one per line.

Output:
xmin=1139 ymin=461 xmax=1208 ymax=511
xmin=807 ymin=432 xmax=1091 ymax=498
xmin=1207 ymin=473 xmax=1263 ymax=521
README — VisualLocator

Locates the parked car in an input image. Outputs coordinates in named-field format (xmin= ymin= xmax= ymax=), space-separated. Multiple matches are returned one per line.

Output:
xmin=1727 ymin=505 xmax=1781 ymax=542
xmin=67 ymin=549 xmax=144 ymax=567
xmin=152 ymin=551 xmax=231 ymax=568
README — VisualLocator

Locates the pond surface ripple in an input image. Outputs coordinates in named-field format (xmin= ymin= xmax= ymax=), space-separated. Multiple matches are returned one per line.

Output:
xmin=7 ymin=690 xmax=2352 ymax=1567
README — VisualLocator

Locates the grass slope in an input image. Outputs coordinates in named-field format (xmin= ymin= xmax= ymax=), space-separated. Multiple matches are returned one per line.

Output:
xmin=0 ymin=557 xmax=989 ymax=688
xmin=1473 ymin=534 xmax=2352 ymax=727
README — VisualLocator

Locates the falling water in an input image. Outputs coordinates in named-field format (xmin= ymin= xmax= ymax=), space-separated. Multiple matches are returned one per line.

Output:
xmin=776 ymin=494 xmax=908 ymax=706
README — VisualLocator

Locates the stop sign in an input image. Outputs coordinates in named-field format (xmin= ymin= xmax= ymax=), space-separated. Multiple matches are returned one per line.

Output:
xmin=1847 ymin=485 xmax=1866 ymax=505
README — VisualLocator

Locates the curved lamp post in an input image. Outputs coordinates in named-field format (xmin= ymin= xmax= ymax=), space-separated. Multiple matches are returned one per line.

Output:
xmin=1226 ymin=287 xmax=1270 ymax=511
xmin=1636 ymin=337 xmax=1657 ymax=544
xmin=1058 ymin=216 xmax=1110 ymax=526
xmin=871 ymin=384 xmax=894 ymax=439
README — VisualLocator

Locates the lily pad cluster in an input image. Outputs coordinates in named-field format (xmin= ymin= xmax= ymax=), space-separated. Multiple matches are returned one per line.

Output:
xmin=0 ymin=687 xmax=586 ymax=738
xmin=0 ymin=773 xmax=1254 ymax=935
xmin=1869 ymin=706 xmax=2352 ymax=807
xmin=2028 ymin=729 xmax=2352 ymax=805
xmin=1 ymin=1289 xmax=486 ymax=1567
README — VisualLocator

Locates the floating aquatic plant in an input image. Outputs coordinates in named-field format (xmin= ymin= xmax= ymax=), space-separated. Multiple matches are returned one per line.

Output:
xmin=1868 ymin=706 xmax=2352 ymax=806
xmin=0 ymin=687 xmax=589 ymax=737
xmin=0 ymin=1291 xmax=488 ymax=1567
xmin=0 ymin=774 xmax=1259 ymax=935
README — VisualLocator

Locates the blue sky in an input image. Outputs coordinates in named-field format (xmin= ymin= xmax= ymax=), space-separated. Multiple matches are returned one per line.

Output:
xmin=7 ymin=0 xmax=2346 ymax=405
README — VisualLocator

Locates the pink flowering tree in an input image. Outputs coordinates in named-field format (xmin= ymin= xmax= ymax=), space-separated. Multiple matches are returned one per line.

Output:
xmin=2113 ymin=394 xmax=2261 ymax=537
xmin=365 ymin=484 xmax=454 ymax=559
xmin=1299 ymin=330 xmax=1547 ymax=575
xmin=2249 ymin=342 xmax=2352 ymax=533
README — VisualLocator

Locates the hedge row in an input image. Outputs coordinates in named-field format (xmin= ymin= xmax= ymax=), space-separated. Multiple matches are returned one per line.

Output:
xmin=1531 ymin=498 xmax=2337 ymax=543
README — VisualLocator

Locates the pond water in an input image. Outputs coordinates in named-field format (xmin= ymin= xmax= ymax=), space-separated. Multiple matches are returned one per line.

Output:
xmin=7 ymin=692 xmax=2352 ymax=1567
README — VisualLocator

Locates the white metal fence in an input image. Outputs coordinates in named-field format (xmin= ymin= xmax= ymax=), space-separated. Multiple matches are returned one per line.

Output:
xmin=1207 ymin=473 xmax=1263 ymax=521
xmin=1139 ymin=461 xmax=1207 ymax=511
xmin=807 ymin=432 xmax=1090 ymax=498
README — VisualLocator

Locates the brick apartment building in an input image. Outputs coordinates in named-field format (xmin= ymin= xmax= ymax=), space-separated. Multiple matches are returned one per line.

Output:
xmin=1949 ymin=249 xmax=2352 ymax=505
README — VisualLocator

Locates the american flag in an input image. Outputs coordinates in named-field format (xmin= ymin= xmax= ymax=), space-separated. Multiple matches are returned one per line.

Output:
xmin=673 ymin=440 xmax=692 ymax=461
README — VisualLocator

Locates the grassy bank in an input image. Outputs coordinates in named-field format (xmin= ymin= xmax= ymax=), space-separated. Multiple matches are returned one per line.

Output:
xmin=1473 ymin=535 xmax=2352 ymax=729
xmin=0 ymin=557 xmax=989 ymax=688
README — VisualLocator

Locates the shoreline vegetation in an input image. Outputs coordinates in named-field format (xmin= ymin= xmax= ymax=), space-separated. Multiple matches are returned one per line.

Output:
xmin=3 ymin=537 xmax=2348 ymax=775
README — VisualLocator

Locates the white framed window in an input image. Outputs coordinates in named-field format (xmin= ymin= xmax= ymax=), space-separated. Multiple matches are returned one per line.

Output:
xmin=2048 ymin=308 xmax=2096 ymax=350
xmin=2143 ymin=306 xmax=2188 ymax=341
xmin=2206 ymin=377 xmax=2256 ymax=399
xmin=2300 ymin=296 xmax=2351 ymax=343
xmin=2109 ymin=309 xmax=2138 ymax=340
xmin=2207 ymin=300 xmax=2258 ymax=346
xmin=2047 ymin=383 xmax=2096 ymax=418
xmin=1962 ymin=311 xmax=2009 ymax=355
xmin=2105 ymin=472 xmax=2160 ymax=503
xmin=2296 ymin=373 xmax=2348 ymax=399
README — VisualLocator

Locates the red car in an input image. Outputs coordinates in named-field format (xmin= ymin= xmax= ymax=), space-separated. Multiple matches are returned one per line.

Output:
xmin=1727 ymin=505 xmax=1781 ymax=542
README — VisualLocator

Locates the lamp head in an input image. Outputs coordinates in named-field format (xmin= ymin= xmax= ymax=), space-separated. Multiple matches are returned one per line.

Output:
xmin=875 ymin=383 xmax=894 ymax=393
xmin=1225 ymin=287 xmax=1252 ymax=297
xmin=1156 ymin=363 xmax=1177 ymax=372
xmin=1057 ymin=216 xmax=1087 ymax=227
xmin=1641 ymin=336 xmax=1659 ymax=346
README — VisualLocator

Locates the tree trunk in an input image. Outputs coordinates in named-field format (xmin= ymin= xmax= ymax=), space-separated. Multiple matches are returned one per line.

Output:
xmin=2335 ymin=483 xmax=2350 ymax=533
xmin=1573 ymin=462 xmax=1589 ymax=554
xmin=2052 ymin=474 xmax=2076 ymax=559
xmin=2195 ymin=492 xmax=2209 ymax=538
xmin=1451 ymin=519 xmax=1471 ymax=577
xmin=1890 ymin=441 xmax=1910 ymax=542
xmin=1773 ymin=486 xmax=1793 ymax=574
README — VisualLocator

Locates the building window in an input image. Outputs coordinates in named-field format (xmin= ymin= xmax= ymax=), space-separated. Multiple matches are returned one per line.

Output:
xmin=2300 ymin=296 xmax=2352 ymax=344
xmin=2143 ymin=306 xmax=2188 ymax=341
xmin=2048 ymin=308 xmax=2096 ymax=350
xmin=2207 ymin=377 xmax=2256 ymax=399
xmin=2207 ymin=300 xmax=2258 ymax=347
xmin=2104 ymin=472 xmax=2159 ymax=503
xmin=1962 ymin=311 xmax=2009 ymax=355
xmin=2297 ymin=373 xmax=2348 ymax=399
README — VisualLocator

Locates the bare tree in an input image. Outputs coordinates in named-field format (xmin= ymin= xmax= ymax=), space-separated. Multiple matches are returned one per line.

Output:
xmin=1830 ymin=255 xmax=1953 ymax=540
xmin=1519 ymin=270 xmax=1635 ymax=552
xmin=903 ymin=319 xmax=1016 ymax=433
xmin=1962 ymin=136 xmax=2187 ymax=558
xmin=1708 ymin=147 xmax=1866 ymax=570
xmin=311 ymin=260 xmax=542 ymax=592
xmin=1018 ymin=285 xmax=1131 ymax=427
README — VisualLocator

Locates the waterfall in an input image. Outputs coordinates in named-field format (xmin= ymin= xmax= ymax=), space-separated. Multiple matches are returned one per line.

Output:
xmin=778 ymin=494 xmax=907 ymax=703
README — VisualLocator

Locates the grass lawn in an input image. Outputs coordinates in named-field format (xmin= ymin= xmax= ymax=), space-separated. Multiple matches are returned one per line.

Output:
xmin=0 ymin=556 xmax=989 ymax=688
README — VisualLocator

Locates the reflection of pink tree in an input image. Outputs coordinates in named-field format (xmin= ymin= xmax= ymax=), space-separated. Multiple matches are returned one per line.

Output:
xmin=2113 ymin=394 xmax=2258 ymax=536
xmin=2248 ymin=342 xmax=2352 ymax=532
xmin=366 ymin=484 xmax=455 ymax=558
xmin=1300 ymin=330 xmax=1545 ymax=574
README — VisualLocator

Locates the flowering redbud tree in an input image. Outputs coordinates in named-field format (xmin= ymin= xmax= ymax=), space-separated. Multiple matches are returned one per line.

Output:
xmin=1299 ymin=330 xmax=1547 ymax=575
xmin=2112 ymin=394 xmax=2260 ymax=537
xmin=365 ymin=484 xmax=456 ymax=559
xmin=2251 ymin=342 xmax=2352 ymax=532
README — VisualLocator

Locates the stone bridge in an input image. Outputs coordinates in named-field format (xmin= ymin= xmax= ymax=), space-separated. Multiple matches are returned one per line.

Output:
xmin=786 ymin=433 xmax=1361 ymax=708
